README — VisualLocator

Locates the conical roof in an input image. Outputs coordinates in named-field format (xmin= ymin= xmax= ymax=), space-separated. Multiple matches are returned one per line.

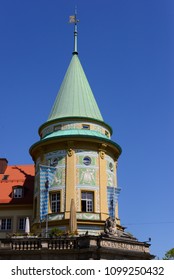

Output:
xmin=48 ymin=54 xmax=104 ymax=122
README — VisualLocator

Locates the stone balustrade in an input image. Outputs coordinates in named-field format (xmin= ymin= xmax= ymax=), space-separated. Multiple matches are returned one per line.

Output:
xmin=0 ymin=237 xmax=78 ymax=251
xmin=0 ymin=235 xmax=154 ymax=260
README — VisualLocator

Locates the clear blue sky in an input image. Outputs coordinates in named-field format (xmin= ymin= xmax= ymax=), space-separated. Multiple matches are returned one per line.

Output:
xmin=0 ymin=0 xmax=173 ymax=259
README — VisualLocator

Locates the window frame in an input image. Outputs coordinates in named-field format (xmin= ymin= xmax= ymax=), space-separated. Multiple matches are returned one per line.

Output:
xmin=18 ymin=217 xmax=26 ymax=231
xmin=50 ymin=192 xmax=61 ymax=213
xmin=0 ymin=218 xmax=12 ymax=231
xmin=2 ymin=175 xmax=9 ymax=181
xmin=83 ymin=156 xmax=92 ymax=166
xmin=13 ymin=187 xmax=23 ymax=198
xmin=82 ymin=124 xmax=90 ymax=130
xmin=81 ymin=191 xmax=94 ymax=213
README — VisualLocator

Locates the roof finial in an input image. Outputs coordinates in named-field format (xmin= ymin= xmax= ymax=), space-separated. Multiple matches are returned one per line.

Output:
xmin=69 ymin=7 xmax=79 ymax=55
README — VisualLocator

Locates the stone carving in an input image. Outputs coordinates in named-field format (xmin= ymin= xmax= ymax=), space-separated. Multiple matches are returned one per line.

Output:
xmin=68 ymin=148 xmax=73 ymax=157
xmin=100 ymin=150 xmax=105 ymax=159
xmin=100 ymin=240 xmax=148 ymax=252
xmin=80 ymin=168 xmax=95 ymax=185
xmin=104 ymin=216 xmax=117 ymax=236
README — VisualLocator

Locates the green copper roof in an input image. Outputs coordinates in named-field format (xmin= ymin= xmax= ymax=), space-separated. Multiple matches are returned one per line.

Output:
xmin=43 ymin=129 xmax=108 ymax=140
xmin=36 ymin=129 xmax=121 ymax=154
xmin=29 ymin=127 xmax=122 ymax=156
xmin=48 ymin=54 xmax=104 ymax=122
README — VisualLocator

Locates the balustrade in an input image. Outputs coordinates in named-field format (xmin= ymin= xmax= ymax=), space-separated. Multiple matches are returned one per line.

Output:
xmin=0 ymin=237 xmax=79 ymax=251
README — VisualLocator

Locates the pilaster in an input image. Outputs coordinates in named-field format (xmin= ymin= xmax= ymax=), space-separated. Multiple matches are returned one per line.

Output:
xmin=65 ymin=144 xmax=76 ymax=219
xmin=99 ymin=146 xmax=108 ymax=220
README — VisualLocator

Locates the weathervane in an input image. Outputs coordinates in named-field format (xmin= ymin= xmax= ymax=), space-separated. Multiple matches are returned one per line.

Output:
xmin=69 ymin=7 xmax=79 ymax=54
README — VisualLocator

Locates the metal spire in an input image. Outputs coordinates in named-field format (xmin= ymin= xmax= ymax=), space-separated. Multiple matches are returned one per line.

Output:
xmin=69 ymin=8 xmax=79 ymax=55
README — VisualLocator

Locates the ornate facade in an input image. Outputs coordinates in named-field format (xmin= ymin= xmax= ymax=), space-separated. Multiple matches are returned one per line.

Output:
xmin=30 ymin=19 xmax=122 ymax=236
xmin=0 ymin=15 xmax=154 ymax=260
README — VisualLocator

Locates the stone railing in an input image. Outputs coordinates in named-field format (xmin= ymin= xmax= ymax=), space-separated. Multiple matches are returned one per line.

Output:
xmin=0 ymin=237 xmax=79 ymax=251
xmin=11 ymin=239 xmax=41 ymax=250
xmin=0 ymin=235 xmax=154 ymax=260
xmin=47 ymin=238 xmax=78 ymax=250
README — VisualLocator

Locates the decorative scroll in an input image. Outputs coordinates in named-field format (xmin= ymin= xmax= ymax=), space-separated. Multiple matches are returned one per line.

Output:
xmin=68 ymin=148 xmax=73 ymax=157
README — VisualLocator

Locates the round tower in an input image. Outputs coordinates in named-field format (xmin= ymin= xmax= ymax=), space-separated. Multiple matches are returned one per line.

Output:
xmin=30 ymin=16 xmax=122 ymax=236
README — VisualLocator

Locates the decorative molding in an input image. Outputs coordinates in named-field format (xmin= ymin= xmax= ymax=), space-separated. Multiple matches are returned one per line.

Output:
xmin=100 ymin=143 xmax=107 ymax=149
xmin=41 ymin=120 xmax=110 ymax=139
xmin=99 ymin=150 xmax=105 ymax=159
xmin=77 ymin=185 xmax=99 ymax=190
xmin=47 ymin=213 xmax=64 ymax=221
xmin=76 ymin=213 xmax=100 ymax=220
xmin=100 ymin=240 xmax=149 ymax=253
xmin=68 ymin=148 xmax=73 ymax=157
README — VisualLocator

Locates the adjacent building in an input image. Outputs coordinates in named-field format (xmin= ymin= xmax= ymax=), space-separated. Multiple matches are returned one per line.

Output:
xmin=0 ymin=158 xmax=34 ymax=238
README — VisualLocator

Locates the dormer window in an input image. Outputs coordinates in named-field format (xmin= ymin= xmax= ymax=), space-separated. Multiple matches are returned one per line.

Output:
xmin=13 ymin=187 xmax=23 ymax=198
xmin=2 ymin=175 xmax=9 ymax=180
xmin=82 ymin=124 xmax=90 ymax=130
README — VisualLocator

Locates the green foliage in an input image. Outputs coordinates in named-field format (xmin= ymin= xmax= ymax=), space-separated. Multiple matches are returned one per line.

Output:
xmin=49 ymin=227 xmax=64 ymax=237
xmin=49 ymin=228 xmax=78 ymax=238
xmin=12 ymin=232 xmax=35 ymax=237
xmin=163 ymin=248 xmax=174 ymax=260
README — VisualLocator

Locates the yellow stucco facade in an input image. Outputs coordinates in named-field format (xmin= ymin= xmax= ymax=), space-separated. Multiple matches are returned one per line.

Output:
xmin=30 ymin=126 xmax=122 ymax=236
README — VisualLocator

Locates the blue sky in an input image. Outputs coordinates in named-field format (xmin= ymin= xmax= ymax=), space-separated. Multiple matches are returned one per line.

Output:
xmin=0 ymin=0 xmax=173 ymax=259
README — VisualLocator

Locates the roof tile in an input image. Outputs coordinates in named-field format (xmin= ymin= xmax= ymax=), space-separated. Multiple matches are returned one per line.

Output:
xmin=0 ymin=164 xmax=34 ymax=204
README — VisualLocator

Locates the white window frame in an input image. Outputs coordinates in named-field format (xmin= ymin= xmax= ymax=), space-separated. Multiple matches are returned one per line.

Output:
xmin=50 ymin=192 xmax=61 ymax=213
xmin=0 ymin=218 xmax=12 ymax=231
xmin=13 ymin=187 xmax=23 ymax=198
xmin=81 ymin=192 xmax=94 ymax=212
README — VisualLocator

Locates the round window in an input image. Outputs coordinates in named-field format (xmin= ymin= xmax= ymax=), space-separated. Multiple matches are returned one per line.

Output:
xmin=109 ymin=162 xmax=114 ymax=171
xmin=83 ymin=156 xmax=91 ymax=166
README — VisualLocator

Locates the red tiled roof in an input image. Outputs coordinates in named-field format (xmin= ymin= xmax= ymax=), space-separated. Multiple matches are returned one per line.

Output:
xmin=0 ymin=164 xmax=34 ymax=204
